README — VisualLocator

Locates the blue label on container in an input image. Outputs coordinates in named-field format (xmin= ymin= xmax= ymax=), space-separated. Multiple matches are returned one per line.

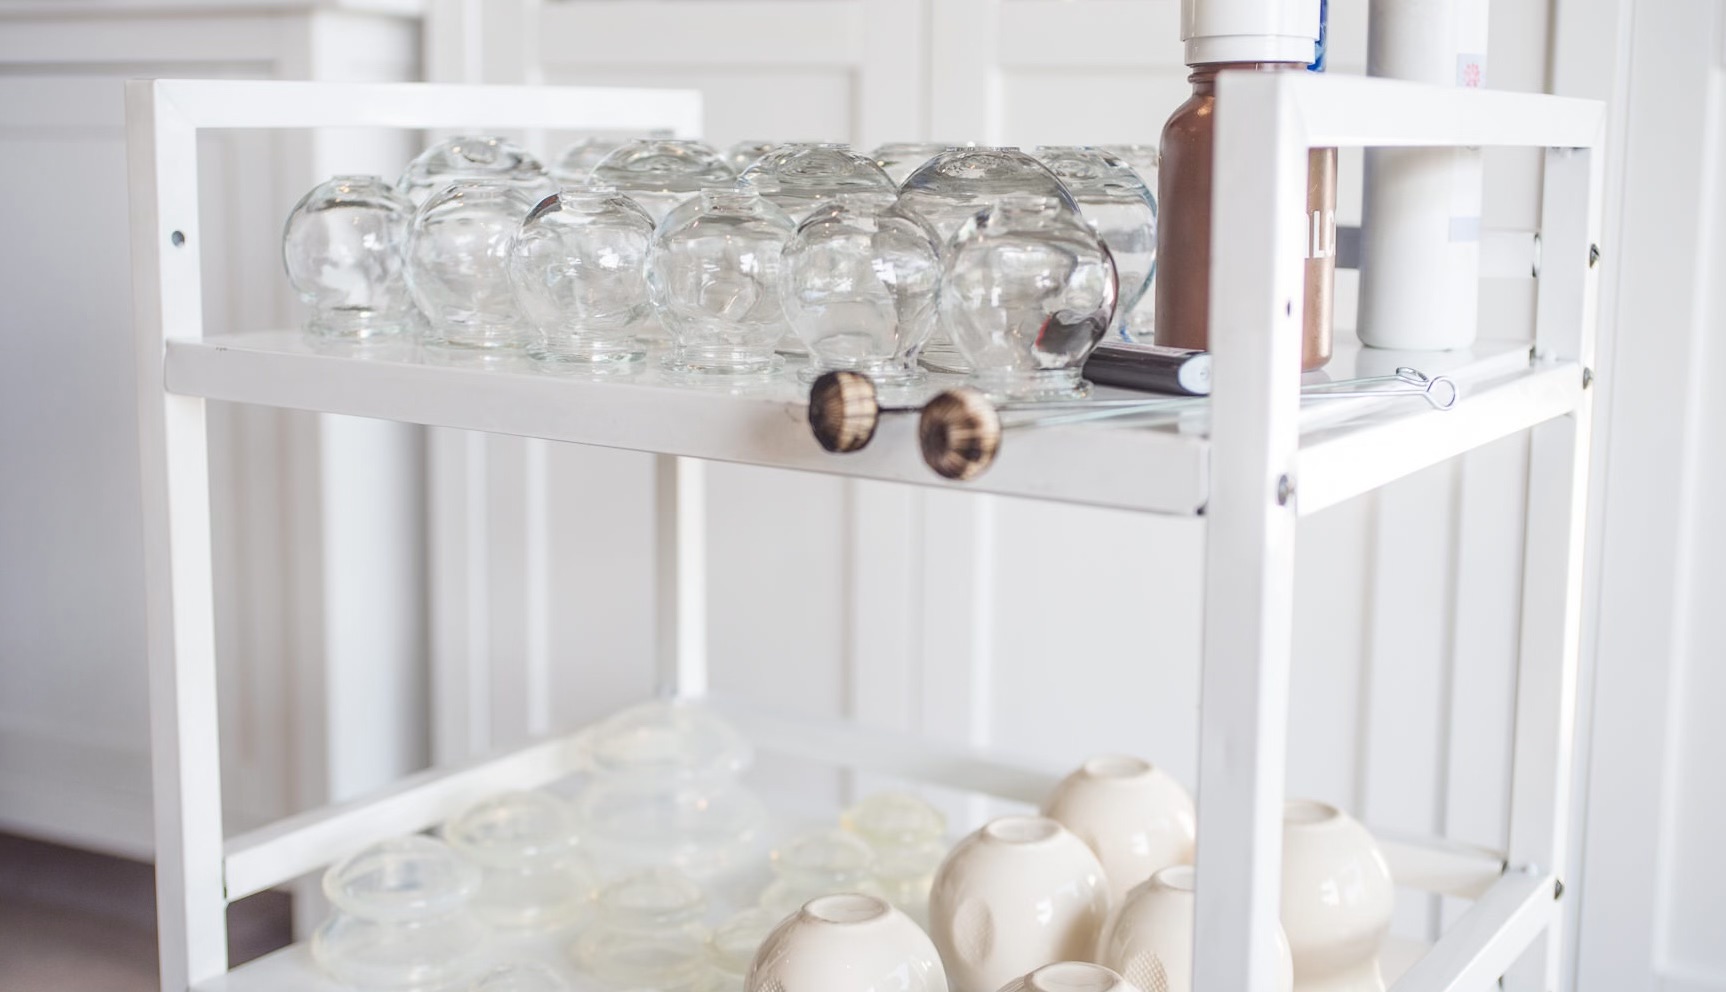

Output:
xmin=1309 ymin=0 xmax=1328 ymax=72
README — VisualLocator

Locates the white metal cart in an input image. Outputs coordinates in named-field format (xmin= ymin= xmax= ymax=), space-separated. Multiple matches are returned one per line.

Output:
xmin=127 ymin=75 xmax=1602 ymax=992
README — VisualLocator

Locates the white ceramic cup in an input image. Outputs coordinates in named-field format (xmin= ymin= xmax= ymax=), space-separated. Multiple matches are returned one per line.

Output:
xmin=746 ymin=892 xmax=947 ymax=992
xmin=994 ymin=961 xmax=1136 ymax=992
xmin=1281 ymin=800 xmax=1395 ymax=992
xmin=929 ymin=816 xmax=1109 ymax=992
xmin=1041 ymin=755 xmax=1196 ymax=911
xmin=1098 ymin=864 xmax=1293 ymax=992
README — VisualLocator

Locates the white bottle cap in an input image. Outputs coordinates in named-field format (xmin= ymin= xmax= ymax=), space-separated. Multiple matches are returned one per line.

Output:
xmin=1183 ymin=0 xmax=1321 ymax=65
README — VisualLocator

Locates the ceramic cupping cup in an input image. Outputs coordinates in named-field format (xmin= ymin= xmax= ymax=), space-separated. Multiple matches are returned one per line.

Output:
xmin=746 ymin=893 xmax=948 ymax=992
xmin=1098 ymin=864 xmax=1292 ymax=992
xmin=1281 ymin=800 xmax=1395 ymax=992
xmin=994 ymin=962 xmax=1136 ymax=992
xmin=1041 ymin=755 xmax=1196 ymax=910
xmin=928 ymin=816 xmax=1109 ymax=992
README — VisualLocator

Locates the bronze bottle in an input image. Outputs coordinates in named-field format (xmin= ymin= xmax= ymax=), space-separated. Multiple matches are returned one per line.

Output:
xmin=1154 ymin=62 xmax=1336 ymax=371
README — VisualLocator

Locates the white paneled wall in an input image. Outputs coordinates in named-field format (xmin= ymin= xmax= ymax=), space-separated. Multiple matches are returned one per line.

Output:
xmin=0 ymin=2 xmax=426 ymax=857
xmin=1570 ymin=2 xmax=1726 ymax=990
xmin=424 ymin=0 xmax=1556 ymax=949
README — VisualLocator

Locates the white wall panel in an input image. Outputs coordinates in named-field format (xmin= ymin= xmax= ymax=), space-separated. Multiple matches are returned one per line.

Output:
xmin=0 ymin=5 xmax=424 ymax=857
xmin=431 ymin=0 xmax=1608 ymax=964
xmin=1651 ymin=14 xmax=1726 ymax=983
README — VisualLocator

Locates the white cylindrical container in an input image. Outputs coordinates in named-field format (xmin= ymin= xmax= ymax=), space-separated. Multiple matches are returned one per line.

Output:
xmin=1182 ymin=0 xmax=1321 ymax=65
xmin=1358 ymin=0 xmax=1489 ymax=351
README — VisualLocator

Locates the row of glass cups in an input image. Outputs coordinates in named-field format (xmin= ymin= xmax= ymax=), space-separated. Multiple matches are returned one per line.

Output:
xmin=281 ymin=136 xmax=1157 ymax=401
xmin=303 ymin=697 xmax=956 ymax=992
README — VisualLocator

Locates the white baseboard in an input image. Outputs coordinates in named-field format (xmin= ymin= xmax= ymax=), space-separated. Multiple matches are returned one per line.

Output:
xmin=0 ymin=724 xmax=154 ymax=859
xmin=1662 ymin=970 xmax=1726 ymax=992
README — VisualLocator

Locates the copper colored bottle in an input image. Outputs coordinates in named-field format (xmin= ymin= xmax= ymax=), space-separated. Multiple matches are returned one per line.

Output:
xmin=1155 ymin=63 xmax=1335 ymax=371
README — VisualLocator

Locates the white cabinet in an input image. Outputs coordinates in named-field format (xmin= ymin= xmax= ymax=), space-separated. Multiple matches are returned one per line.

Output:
xmin=0 ymin=1 xmax=424 ymax=856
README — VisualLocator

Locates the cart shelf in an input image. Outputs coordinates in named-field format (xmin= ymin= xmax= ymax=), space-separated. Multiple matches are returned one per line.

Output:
xmin=128 ymin=74 xmax=1603 ymax=992
xmin=199 ymin=699 xmax=1511 ymax=992
xmin=164 ymin=332 xmax=1571 ymax=516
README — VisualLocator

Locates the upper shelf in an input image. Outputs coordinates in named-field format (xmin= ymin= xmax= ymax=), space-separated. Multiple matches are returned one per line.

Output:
xmin=163 ymin=332 xmax=1581 ymax=516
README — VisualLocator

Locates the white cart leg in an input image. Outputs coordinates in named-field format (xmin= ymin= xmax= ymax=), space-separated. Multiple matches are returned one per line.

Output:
xmin=127 ymin=80 xmax=230 ymax=990
xmin=1193 ymin=72 xmax=1310 ymax=992
xmin=1503 ymin=142 xmax=1601 ymax=992
xmin=655 ymin=454 xmax=709 ymax=699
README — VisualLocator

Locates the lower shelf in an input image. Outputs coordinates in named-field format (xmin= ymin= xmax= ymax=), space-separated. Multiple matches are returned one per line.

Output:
xmin=201 ymin=696 xmax=1549 ymax=992
xmin=197 ymin=929 xmax=1439 ymax=991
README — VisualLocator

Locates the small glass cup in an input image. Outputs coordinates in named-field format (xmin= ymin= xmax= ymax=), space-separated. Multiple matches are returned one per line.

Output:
xmin=311 ymin=836 xmax=488 ymax=991
xmin=282 ymin=174 xmax=416 ymax=341
xmin=896 ymin=145 xmax=1080 ymax=242
xmin=508 ymin=185 xmax=655 ymax=369
xmin=1036 ymin=146 xmax=1157 ymax=341
xmin=869 ymin=142 xmax=953 ymax=187
xmin=470 ymin=964 xmax=570 ymax=992
xmin=552 ymin=137 xmax=628 ymax=184
xmin=443 ymin=790 xmax=594 ymax=931
xmin=725 ymin=139 xmax=780 ymax=173
xmin=940 ymin=193 xmax=1119 ymax=401
xmin=758 ymin=827 xmax=882 ymax=918
xmin=590 ymin=138 xmax=736 ymax=223
xmin=780 ymin=191 xmax=940 ymax=388
xmin=841 ymin=792 xmax=948 ymax=925
xmin=406 ymin=178 xmax=539 ymax=351
xmin=572 ymin=868 xmax=713 ymax=992
xmin=706 ymin=907 xmax=779 ymax=990
xmin=398 ymin=135 xmax=553 ymax=207
xmin=571 ymin=700 xmax=766 ymax=876
xmin=647 ymin=185 xmax=798 ymax=378
xmin=738 ymin=143 xmax=897 ymax=224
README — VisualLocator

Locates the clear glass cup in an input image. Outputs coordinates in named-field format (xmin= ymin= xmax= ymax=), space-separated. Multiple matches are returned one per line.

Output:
xmin=725 ymin=139 xmax=780 ymax=173
xmin=470 ymin=964 xmax=571 ymax=992
xmin=1036 ymin=146 xmax=1157 ymax=342
xmin=311 ymin=836 xmax=488 ymax=991
xmin=443 ymin=790 xmax=594 ymax=930
xmin=941 ymin=193 xmax=1119 ymax=401
xmin=572 ymin=700 xmax=766 ymax=875
xmin=1098 ymin=144 xmax=1160 ymax=190
xmin=590 ymin=138 xmax=736 ymax=223
xmin=1099 ymin=144 xmax=1161 ymax=336
xmin=841 ymin=792 xmax=948 ymax=925
xmin=579 ymin=699 xmax=753 ymax=783
xmin=508 ymin=185 xmax=655 ymax=369
xmin=398 ymin=135 xmax=553 ymax=207
xmin=573 ymin=868 xmax=713 ymax=992
xmin=574 ymin=774 xmax=767 ymax=877
xmin=282 ymin=174 xmax=416 ymax=340
xmin=552 ymin=137 xmax=627 ymax=184
xmin=869 ymin=142 xmax=953 ymax=187
xmin=406 ymin=179 xmax=539 ymax=350
xmin=706 ymin=907 xmax=779 ymax=989
xmin=780 ymin=191 xmax=941 ymax=387
xmin=758 ymin=827 xmax=883 ymax=918
xmin=647 ymin=185 xmax=798 ymax=377
xmin=738 ymin=143 xmax=897 ymax=223
xmin=897 ymin=145 xmax=1081 ymax=242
